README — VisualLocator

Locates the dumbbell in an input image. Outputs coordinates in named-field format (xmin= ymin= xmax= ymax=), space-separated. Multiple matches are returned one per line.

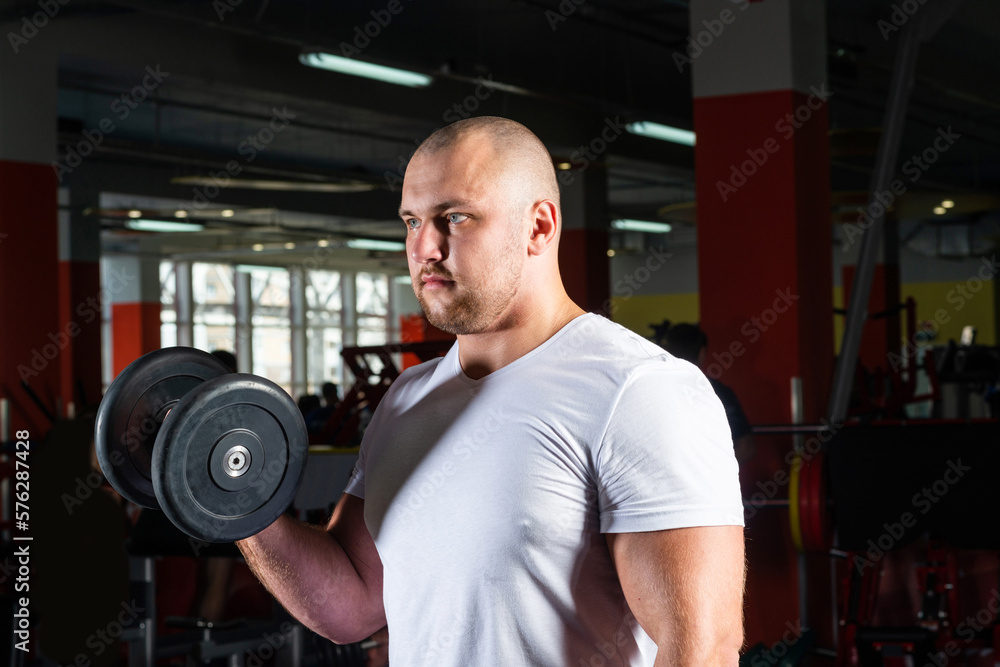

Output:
xmin=95 ymin=347 xmax=308 ymax=543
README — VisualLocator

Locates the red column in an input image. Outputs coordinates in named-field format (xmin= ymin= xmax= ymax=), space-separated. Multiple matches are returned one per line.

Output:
xmin=558 ymin=160 xmax=609 ymax=313
xmin=108 ymin=257 xmax=161 ymax=377
xmin=0 ymin=48 xmax=60 ymax=433
xmin=690 ymin=0 xmax=833 ymax=648
xmin=111 ymin=304 xmax=162 ymax=376
xmin=842 ymin=264 xmax=901 ymax=374
xmin=0 ymin=162 xmax=60 ymax=430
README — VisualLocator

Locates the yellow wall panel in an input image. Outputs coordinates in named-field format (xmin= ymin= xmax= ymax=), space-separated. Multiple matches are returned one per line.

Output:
xmin=611 ymin=293 xmax=701 ymax=338
xmin=902 ymin=280 xmax=995 ymax=346
xmin=621 ymin=281 xmax=994 ymax=351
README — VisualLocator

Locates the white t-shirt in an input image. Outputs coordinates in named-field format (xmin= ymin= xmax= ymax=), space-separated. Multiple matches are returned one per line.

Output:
xmin=345 ymin=313 xmax=744 ymax=666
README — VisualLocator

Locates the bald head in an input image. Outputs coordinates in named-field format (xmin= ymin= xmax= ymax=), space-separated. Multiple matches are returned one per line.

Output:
xmin=412 ymin=117 xmax=560 ymax=215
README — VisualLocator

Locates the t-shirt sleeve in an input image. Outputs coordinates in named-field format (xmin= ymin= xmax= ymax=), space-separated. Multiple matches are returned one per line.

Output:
xmin=343 ymin=410 xmax=380 ymax=500
xmin=595 ymin=360 xmax=745 ymax=533
xmin=343 ymin=451 xmax=366 ymax=499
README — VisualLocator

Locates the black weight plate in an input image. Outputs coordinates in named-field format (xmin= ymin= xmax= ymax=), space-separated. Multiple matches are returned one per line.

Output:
xmin=95 ymin=347 xmax=232 ymax=508
xmin=152 ymin=374 xmax=308 ymax=543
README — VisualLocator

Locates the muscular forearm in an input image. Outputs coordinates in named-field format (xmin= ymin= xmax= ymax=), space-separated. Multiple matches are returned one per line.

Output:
xmin=237 ymin=515 xmax=384 ymax=643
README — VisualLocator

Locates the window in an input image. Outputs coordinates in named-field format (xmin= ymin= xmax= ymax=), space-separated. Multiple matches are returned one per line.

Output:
xmin=113 ymin=259 xmax=395 ymax=399
xmin=356 ymin=272 xmax=389 ymax=346
xmin=355 ymin=272 xmax=390 ymax=379
xmin=250 ymin=267 xmax=291 ymax=394
xmin=193 ymin=263 xmax=236 ymax=354
xmin=306 ymin=270 xmax=344 ymax=393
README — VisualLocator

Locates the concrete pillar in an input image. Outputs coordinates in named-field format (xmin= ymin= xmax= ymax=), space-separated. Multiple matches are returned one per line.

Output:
xmin=235 ymin=270 xmax=253 ymax=372
xmin=0 ymin=43 xmax=60 ymax=431
xmin=108 ymin=256 xmax=160 ymax=376
xmin=558 ymin=160 xmax=610 ymax=314
xmin=689 ymin=0 xmax=832 ymax=647
xmin=175 ymin=260 xmax=194 ymax=347
xmin=342 ymin=272 xmax=357 ymax=348
xmin=290 ymin=267 xmax=307 ymax=398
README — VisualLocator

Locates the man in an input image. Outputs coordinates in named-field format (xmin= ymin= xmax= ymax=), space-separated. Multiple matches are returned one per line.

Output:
xmin=305 ymin=381 xmax=340 ymax=434
xmin=662 ymin=323 xmax=756 ymax=464
xmin=238 ymin=117 xmax=745 ymax=666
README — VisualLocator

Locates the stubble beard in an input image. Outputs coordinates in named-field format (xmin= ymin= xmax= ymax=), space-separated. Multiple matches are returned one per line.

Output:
xmin=416 ymin=230 xmax=524 ymax=336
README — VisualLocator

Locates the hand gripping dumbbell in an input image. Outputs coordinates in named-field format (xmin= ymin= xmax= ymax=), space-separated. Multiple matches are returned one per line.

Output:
xmin=95 ymin=347 xmax=308 ymax=543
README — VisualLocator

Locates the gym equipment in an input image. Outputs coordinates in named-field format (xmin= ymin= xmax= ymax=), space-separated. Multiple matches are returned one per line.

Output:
xmin=749 ymin=424 xmax=835 ymax=555
xmin=96 ymin=348 xmax=232 ymax=508
xmin=96 ymin=347 xmax=308 ymax=542
xmin=788 ymin=451 xmax=831 ymax=554
xmin=312 ymin=340 xmax=451 ymax=446
xmin=153 ymin=374 xmax=308 ymax=543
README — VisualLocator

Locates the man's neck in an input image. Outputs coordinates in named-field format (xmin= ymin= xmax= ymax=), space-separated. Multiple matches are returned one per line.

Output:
xmin=457 ymin=297 xmax=585 ymax=380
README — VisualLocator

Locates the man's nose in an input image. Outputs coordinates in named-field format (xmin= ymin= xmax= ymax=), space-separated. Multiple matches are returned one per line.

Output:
xmin=409 ymin=222 xmax=447 ymax=264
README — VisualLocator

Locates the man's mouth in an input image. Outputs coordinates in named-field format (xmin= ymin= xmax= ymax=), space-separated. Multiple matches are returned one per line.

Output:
xmin=421 ymin=273 xmax=455 ymax=288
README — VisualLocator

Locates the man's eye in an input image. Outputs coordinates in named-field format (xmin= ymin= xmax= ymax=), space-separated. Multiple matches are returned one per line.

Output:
xmin=406 ymin=218 xmax=419 ymax=230
xmin=447 ymin=213 xmax=468 ymax=224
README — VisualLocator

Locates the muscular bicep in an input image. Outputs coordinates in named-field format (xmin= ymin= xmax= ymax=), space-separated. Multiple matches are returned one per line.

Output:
xmin=606 ymin=526 xmax=745 ymax=666
xmin=327 ymin=493 xmax=384 ymax=615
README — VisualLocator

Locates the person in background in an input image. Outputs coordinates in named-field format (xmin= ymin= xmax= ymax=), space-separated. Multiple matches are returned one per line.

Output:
xmin=306 ymin=381 xmax=341 ymax=434
xmin=298 ymin=394 xmax=322 ymax=418
xmin=210 ymin=349 xmax=238 ymax=373
xmin=663 ymin=323 xmax=756 ymax=464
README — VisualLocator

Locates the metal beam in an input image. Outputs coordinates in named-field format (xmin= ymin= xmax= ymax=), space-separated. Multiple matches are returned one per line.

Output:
xmin=826 ymin=17 xmax=924 ymax=423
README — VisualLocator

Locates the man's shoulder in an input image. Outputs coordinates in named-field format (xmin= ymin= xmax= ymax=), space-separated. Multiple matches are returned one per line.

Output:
xmin=559 ymin=313 xmax=668 ymax=364
xmin=548 ymin=314 xmax=712 ymax=398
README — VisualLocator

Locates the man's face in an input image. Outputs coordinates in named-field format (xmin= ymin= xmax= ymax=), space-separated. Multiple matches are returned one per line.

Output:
xmin=399 ymin=139 xmax=528 ymax=335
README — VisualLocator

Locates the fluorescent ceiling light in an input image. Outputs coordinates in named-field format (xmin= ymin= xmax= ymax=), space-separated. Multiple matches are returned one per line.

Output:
xmin=127 ymin=209 xmax=142 ymax=218
xmin=347 ymin=238 xmax=406 ymax=252
xmin=125 ymin=219 xmax=204 ymax=233
xmin=236 ymin=264 xmax=287 ymax=273
xmin=611 ymin=219 xmax=673 ymax=234
xmin=170 ymin=176 xmax=377 ymax=193
xmin=174 ymin=210 xmax=188 ymax=218
xmin=625 ymin=121 xmax=695 ymax=146
xmin=299 ymin=52 xmax=432 ymax=88
xmin=221 ymin=209 xmax=236 ymax=217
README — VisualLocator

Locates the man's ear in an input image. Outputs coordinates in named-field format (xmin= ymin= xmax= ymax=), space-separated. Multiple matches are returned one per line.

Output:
xmin=527 ymin=200 xmax=559 ymax=256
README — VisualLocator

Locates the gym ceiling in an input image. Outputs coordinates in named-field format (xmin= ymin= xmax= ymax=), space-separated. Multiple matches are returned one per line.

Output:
xmin=13 ymin=0 xmax=1000 ymax=269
